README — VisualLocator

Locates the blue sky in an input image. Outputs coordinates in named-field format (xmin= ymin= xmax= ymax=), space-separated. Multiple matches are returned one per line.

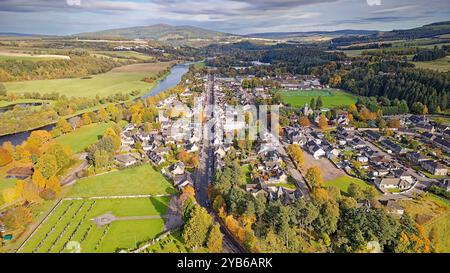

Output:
xmin=0 ymin=0 xmax=449 ymax=35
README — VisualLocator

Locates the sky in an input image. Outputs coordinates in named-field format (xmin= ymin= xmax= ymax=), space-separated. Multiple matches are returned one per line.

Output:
xmin=0 ymin=0 xmax=449 ymax=35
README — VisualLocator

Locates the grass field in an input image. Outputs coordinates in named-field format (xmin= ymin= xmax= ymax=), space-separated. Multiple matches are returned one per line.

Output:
xmin=413 ymin=56 xmax=450 ymax=72
xmin=19 ymin=197 xmax=170 ymax=253
xmin=3 ymin=62 xmax=173 ymax=99
xmin=67 ymin=165 xmax=177 ymax=198
xmin=279 ymin=89 xmax=357 ymax=108
xmin=399 ymin=194 xmax=450 ymax=253
xmin=324 ymin=175 xmax=374 ymax=194
xmin=93 ymin=51 xmax=155 ymax=61
xmin=55 ymin=122 xmax=115 ymax=153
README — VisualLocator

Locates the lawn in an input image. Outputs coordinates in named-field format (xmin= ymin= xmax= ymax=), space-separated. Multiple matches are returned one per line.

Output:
xmin=324 ymin=175 xmax=374 ymax=194
xmin=278 ymin=89 xmax=357 ymax=108
xmin=399 ymin=193 xmax=450 ymax=253
xmin=3 ymin=62 xmax=172 ymax=99
xmin=55 ymin=122 xmax=115 ymax=153
xmin=413 ymin=56 xmax=450 ymax=72
xmin=67 ymin=165 xmax=177 ymax=197
xmin=19 ymin=197 xmax=169 ymax=253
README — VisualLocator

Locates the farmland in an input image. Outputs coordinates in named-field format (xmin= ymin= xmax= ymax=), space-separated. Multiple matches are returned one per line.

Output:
xmin=19 ymin=197 xmax=170 ymax=253
xmin=3 ymin=62 xmax=174 ymax=99
xmin=413 ymin=56 xmax=450 ymax=72
xmin=66 ymin=164 xmax=177 ymax=198
xmin=279 ymin=89 xmax=357 ymax=108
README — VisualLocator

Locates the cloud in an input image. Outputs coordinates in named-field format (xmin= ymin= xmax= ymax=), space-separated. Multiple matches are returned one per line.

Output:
xmin=0 ymin=0 xmax=449 ymax=35
xmin=367 ymin=0 xmax=381 ymax=6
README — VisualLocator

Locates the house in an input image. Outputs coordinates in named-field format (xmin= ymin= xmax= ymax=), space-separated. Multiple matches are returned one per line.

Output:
xmin=154 ymin=147 xmax=170 ymax=156
xmin=173 ymin=173 xmax=194 ymax=190
xmin=420 ymin=160 xmax=448 ymax=176
xmin=376 ymin=177 xmax=410 ymax=191
xmin=365 ymin=130 xmax=381 ymax=141
xmin=306 ymin=141 xmax=325 ymax=159
xmin=380 ymin=200 xmax=404 ymax=215
xmin=406 ymin=152 xmax=428 ymax=165
xmin=6 ymin=167 xmax=33 ymax=179
xmin=357 ymin=156 xmax=369 ymax=163
xmin=326 ymin=148 xmax=340 ymax=159
xmin=434 ymin=138 xmax=450 ymax=153
xmin=380 ymin=139 xmax=406 ymax=154
xmin=115 ymin=154 xmax=137 ymax=167
xmin=147 ymin=151 xmax=165 ymax=165
xmin=170 ymin=162 xmax=185 ymax=175
xmin=215 ymin=146 xmax=226 ymax=159
xmin=186 ymin=143 xmax=199 ymax=153
xmin=392 ymin=169 xmax=413 ymax=184
xmin=267 ymin=170 xmax=288 ymax=184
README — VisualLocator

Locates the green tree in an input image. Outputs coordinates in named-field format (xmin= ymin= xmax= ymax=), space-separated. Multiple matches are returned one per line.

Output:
xmin=207 ymin=224 xmax=223 ymax=253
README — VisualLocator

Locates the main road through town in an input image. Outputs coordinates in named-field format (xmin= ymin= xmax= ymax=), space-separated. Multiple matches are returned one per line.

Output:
xmin=195 ymin=73 xmax=245 ymax=253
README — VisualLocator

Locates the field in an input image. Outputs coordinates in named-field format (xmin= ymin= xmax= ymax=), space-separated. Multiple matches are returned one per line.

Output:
xmin=3 ymin=62 xmax=173 ymax=99
xmin=413 ymin=56 xmax=450 ymax=72
xmin=19 ymin=197 xmax=170 ymax=253
xmin=279 ymin=89 xmax=357 ymax=108
xmin=399 ymin=194 xmax=450 ymax=253
xmin=324 ymin=175 xmax=374 ymax=194
xmin=66 ymin=164 xmax=177 ymax=197
xmin=55 ymin=122 xmax=115 ymax=153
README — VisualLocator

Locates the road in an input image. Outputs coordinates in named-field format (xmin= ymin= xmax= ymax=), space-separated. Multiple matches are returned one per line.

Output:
xmin=61 ymin=153 xmax=88 ymax=186
xmin=195 ymin=73 xmax=245 ymax=253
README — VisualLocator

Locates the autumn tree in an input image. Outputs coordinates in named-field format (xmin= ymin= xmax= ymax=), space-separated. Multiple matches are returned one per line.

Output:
xmin=207 ymin=223 xmax=223 ymax=253
xmin=318 ymin=114 xmax=328 ymax=129
xmin=32 ymin=169 xmax=46 ymax=189
xmin=287 ymin=144 xmax=305 ymax=169
xmin=298 ymin=116 xmax=310 ymax=127
xmin=98 ymin=108 xmax=109 ymax=122
xmin=182 ymin=205 xmax=213 ymax=249
xmin=35 ymin=153 xmax=58 ymax=179
xmin=2 ymin=206 xmax=33 ymax=230
xmin=0 ymin=147 xmax=12 ymax=167
xmin=388 ymin=118 xmax=401 ymax=129
xmin=306 ymin=166 xmax=323 ymax=188
xmin=82 ymin=113 xmax=92 ymax=125
xmin=46 ymin=176 xmax=62 ymax=196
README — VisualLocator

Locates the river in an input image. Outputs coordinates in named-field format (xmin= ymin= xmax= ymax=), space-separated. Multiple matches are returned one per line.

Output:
xmin=0 ymin=62 xmax=191 ymax=146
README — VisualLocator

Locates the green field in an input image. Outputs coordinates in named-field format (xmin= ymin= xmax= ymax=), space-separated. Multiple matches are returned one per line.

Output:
xmin=55 ymin=122 xmax=115 ymax=153
xmin=413 ymin=56 xmax=450 ymax=72
xmin=19 ymin=197 xmax=170 ymax=253
xmin=3 ymin=71 xmax=153 ymax=99
xmin=279 ymin=89 xmax=357 ymax=108
xmin=324 ymin=175 xmax=374 ymax=194
xmin=93 ymin=51 xmax=154 ymax=61
xmin=67 ymin=165 xmax=177 ymax=198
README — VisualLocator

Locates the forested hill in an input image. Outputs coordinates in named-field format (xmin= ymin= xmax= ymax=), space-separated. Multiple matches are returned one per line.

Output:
xmin=332 ymin=21 xmax=450 ymax=47
xmin=75 ymin=24 xmax=230 ymax=41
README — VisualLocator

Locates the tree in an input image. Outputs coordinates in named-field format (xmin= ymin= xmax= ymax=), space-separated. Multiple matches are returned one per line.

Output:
xmin=207 ymin=224 xmax=223 ymax=253
xmin=46 ymin=176 xmax=61 ymax=196
xmin=182 ymin=205 xmax=213 ymax=249
xmin=316 ymin=96 xmax=323 ymax=109
xmin=306 ymin=166 xmax=323 ymax=188
xmin=35 ymin=153 xmax=58 ymax=179
xmin=310 ymin=98 xmax=316 ymax=110
xmin=318 ymin=114 xmax=328 ymax=129
xmin=98 ymin=108 xmax=109 ymax=122
xmin=32 ymin=169 xmax=46 ymax=189
xmin=388 ymin=118 xmax=401 ymax=129
xmin=298 ymin=116 xmax=310 ymax=127
xmin=0 ymin=147 xmax=12 ymax=167
xmin=287 ymin=144 xmax=305 ymax=169
xmin=56 ymin=118 xmax=73 ymax=134
xmin=2 ymin=206 xmax=33 ymax=230
xmin=347 ymin=183 xmax=365 ymax=201
xmin=82 ymin=113 xmax=92 ymax=125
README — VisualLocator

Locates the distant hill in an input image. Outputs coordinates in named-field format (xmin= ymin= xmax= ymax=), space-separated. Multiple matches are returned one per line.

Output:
xmin=75 ymin=24 xmax=232 ymax=42
xmin=331 ymin=21 xmax=450 ymax=46
xmin=247 ymin=30 xmax=378 ymax=40
xmin=0 ymin=32 xmax=40 ymax=37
